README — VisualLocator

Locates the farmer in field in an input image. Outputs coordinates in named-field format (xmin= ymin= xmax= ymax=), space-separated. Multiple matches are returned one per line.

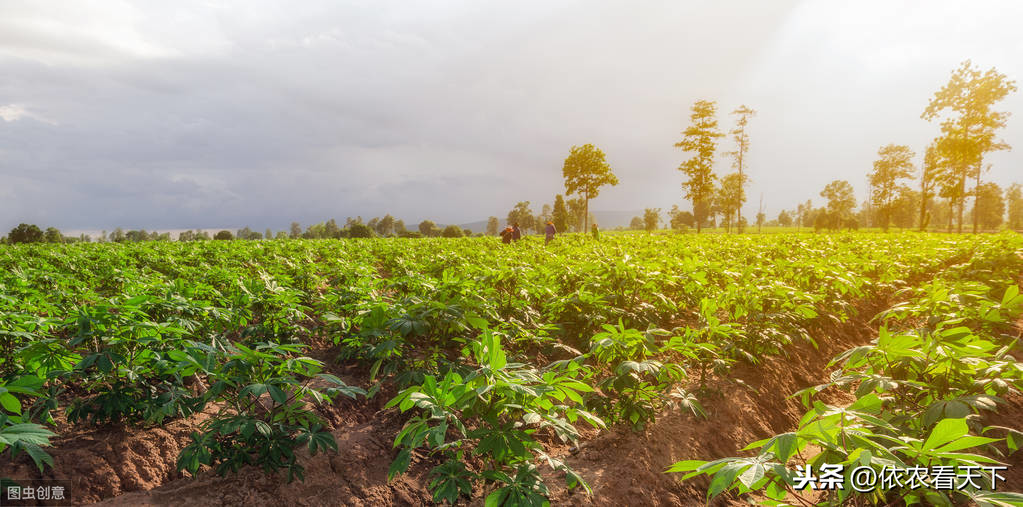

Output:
xmin=545 ymin=221 xmax=557 ymax=246
xmin=500 ymin=226 xmax=514 ymax=244
xmin=512 ymin=222 xmax=522 ymax=241
xmin=591 ymin=223 xmax=600 ymax=240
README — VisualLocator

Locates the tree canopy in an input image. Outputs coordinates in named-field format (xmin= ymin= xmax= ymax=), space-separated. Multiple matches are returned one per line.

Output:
xmin=562 ymin=144 xmax=618 ymax=231
xmin=922 ymin=60 xmax=1017 ymax=233
xmin=8 ymin=223 xmax=44 ymax=244
xmin=724 ymin=105 xmax=756 ymax=231
xmin=820 ymin=180 xmax=857 ymax=229
xmin=676 ymin=100 xmax=723 ymax=233
xmin=869 ymin=144 xmax=916 ymax=231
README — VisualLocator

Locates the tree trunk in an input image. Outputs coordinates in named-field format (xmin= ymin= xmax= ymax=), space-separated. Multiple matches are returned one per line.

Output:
xmin=947 ymin=200 xmax=954 ymax=233
xmin=737 ymin=145 xmax=744 ymax=234
xmin=957 ymin=198 xmax=965 ymax=234
xmin=973 ymin=169 xmax=981 ymax=234
xmin=919 ymin=187 xmax=928 ymax=232
xmin=584 ymin=191 xmax=589 ymax=233
xmin=696 ymin=198 xmax=702 ymax=234
xmin=882 ymin=200 xmax=889 ymax=232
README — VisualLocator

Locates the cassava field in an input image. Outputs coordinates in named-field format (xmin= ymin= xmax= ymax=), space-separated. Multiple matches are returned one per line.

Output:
xmin=2 ymin=232 xmax=1023 ymax=506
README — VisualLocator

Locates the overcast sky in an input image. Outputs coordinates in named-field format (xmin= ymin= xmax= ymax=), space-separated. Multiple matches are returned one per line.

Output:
xmin=2 ymin=0 xmax=1021 ymax=232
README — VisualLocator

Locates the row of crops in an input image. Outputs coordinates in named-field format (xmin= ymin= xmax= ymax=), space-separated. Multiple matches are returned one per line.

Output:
xmin=671 ymin=239 xmax=1023 ymax=506
xmin=1 ymin=232 xmax=1021 ymax=505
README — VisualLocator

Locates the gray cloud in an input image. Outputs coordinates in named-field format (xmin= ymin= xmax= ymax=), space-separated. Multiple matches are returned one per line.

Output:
xmin=1 ymin=0 xmax=1021 ymax=232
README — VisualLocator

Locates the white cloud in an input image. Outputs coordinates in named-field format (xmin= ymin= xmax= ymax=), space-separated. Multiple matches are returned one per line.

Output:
xmin=0 ymin=104 xmax=28 ymax=122
xmin=0 ymin=0 xmax=234 ymax=66
xmin=0 ymin=103 xmax=56 ymax=124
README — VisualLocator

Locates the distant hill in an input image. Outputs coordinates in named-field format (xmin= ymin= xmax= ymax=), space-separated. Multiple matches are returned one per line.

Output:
xmin=459 ymin=210 xmax=643 ymax=233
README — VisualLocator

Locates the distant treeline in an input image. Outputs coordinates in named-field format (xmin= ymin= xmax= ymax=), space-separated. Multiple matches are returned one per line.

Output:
xmin=0 ymin=217 xmax=482 ymax=244
xmin=620 ymin=180 xmax=1023 ymax=234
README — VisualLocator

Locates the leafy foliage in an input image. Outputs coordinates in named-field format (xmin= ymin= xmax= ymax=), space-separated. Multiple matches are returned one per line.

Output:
xmin=669 ymin=247 xmax=1023 ymax=505
xmin=1 ymin=232 xmax=1022 ymax=504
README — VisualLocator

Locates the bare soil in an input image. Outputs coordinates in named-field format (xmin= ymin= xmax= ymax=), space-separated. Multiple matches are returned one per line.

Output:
xmin=2 ymin=410 xmax=209 ymax=503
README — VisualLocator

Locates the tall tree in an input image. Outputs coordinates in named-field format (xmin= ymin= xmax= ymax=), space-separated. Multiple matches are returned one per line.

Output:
xmin=552 ymin=195 xmax=568 ymax=234
xmin=441 ymin=225 xmax=464 ymax=238
xmin=531 ymin=213 xmax=545 ymax=234
xmin=486 ymin=216 xmax=499 ymax=236
xmin=971 ymin=182 xmax=1005 ymax=230
xmin=506 ymin=201 xmax=535 ymax=232
xmin=799 ymin=200 xmax=814 ymax=229
xmin=820 ymin=180 xmax=856 ymax=230
xmin=540 ymin=204 xmax=552 ymax=224
xmin=236 ymin=227 xmax=257 ymax=240
xmin=324 ymin=219 xmax=341 ymax=238
xmin=566 ymin=197 xmax=587 ymax=232
xmin=642 ymin=208 xmax=661 ymax=232
xmin=348 ymin=223 xmax=375 ymax=238
xmin=1006 ymin=184 xmax=1023 ymax=230
xmin=366 ymin=217 xmax=380 ymax=234
xmin=777 ymin=210 xmax=793 ymax=227
xmin=756 ymin=193 xmax=764 ymax=233
xmin=668 ymin=205 xmax=694 ymax=230
xmin=724 ymin=105 xmax=756 ymax=232
xmin=304 ymin=222 xmax=327 ymax=239
xmin=562 ymin=144 xmax=619 ymax=232
xmin=795 ymin=201 xmax=808 ymax=232
xmin=376 ymin=214 xmax=396 ymax=236
xmin=8 ymin=223 xmax=44 ymax=244
xmin=711 ymin=183 xmax=731 ymax=232
xmin=868 ymin=144 xmax=916 ymax=231
xmin=930 ymin=134 xmax=970 ymax=232
xmin=922 ymin=60 xmax=1017 ymax=233
xmin=289 ymin=222 xmax=302 ymax=239
xmin=715 ymin=172 xmax=745 ymax=233
xmin=918 ymin=142 xmax=941 ymax=231
xmin=675 ymin=100 xmax=723 ymax=233
xmin=418 ymin=220 xmax=440 ymax=237
xmin=694 ymin=197 xmax=714 ymax=230
xmin=891 ymin=187 xmax=920 ymax=229
xmin=44 ymin=227 xmax=63 ymax=243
